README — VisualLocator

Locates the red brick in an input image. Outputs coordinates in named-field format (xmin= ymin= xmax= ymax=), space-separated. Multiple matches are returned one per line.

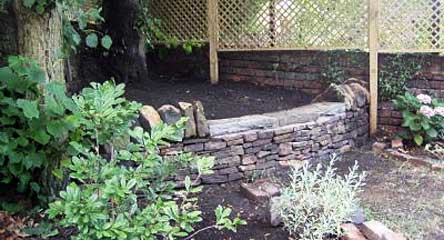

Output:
xmin=340 ymin=224 xmax=367 ymax=240
xmin=361 ymin=221 xmax=406 ymax=240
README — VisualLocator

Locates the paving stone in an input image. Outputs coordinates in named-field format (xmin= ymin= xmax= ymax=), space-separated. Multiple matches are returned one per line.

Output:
xmin=361 ymin=221 xmax=406 ymax=240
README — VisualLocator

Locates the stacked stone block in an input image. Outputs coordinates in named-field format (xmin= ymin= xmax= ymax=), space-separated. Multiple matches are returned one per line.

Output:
xmin=161 ymin=106 xmax=369 ymax=184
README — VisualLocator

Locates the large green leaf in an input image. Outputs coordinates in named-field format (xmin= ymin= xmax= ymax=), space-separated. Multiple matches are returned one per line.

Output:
xmin=47 ymin=120 xmax=67 ymax=139
xmin=22 ymin=0 xmax=36 ymax=8
xmin=17 ymin=99 xmax=39 ymax=119
xmin=31 ymin=129 xmax=50 ymax=145
xmin=101 ymin=35 xmax=113 ymax=50
xmin=426 ymin=128 xmax=438 ymax=138
xmin=86 ymin=33 xmax=99 ymax=48
xmin=414 ymin=135 xmax=424 ymax=146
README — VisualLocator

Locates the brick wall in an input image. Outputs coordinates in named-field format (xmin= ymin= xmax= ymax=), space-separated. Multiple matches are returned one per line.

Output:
xmin=0 ymin=12 xmax=18 ymax=66
xmin=219 ymin=50 xmax=368 ymax=95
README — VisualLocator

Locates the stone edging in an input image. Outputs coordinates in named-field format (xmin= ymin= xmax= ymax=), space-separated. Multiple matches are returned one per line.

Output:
xmin=382 ymin=148 xmax=444 ymax=171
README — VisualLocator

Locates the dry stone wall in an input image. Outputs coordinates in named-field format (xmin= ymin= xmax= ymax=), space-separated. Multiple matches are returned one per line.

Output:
xmin=149 ymin=101 xmax=369 ymax=184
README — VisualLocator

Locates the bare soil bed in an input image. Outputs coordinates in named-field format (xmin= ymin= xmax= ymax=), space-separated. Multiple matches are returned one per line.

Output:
xmin=125 ymin=79 xmax=314 ymax=120
xmin=193 ymin=145 xmax=444 ymax=240
xmin=3 ymin=146 xmax=444 ymax=240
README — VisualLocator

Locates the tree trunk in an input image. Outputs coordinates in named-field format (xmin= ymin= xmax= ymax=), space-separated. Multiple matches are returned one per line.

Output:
xmin=13 ymin=0 xmax=65 ymax=83
xmin=12 ymin=1 xmax=66 ymax=199
xmin=103 ymin=0 xmax=148 ymax=83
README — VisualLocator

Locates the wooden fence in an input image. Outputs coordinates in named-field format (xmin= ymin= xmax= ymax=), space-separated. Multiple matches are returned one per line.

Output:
xmin=149 ymin=0 xmax=444 ymax=134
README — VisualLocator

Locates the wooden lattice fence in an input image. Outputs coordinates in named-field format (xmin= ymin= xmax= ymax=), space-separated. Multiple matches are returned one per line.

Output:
xmin=149 ymin=0 xmax=444 ymax=134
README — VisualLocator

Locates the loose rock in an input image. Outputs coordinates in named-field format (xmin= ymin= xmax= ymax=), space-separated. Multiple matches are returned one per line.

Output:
xmin=139 ymin=105 xmax=162 ymax=130
xmin=158 ymin=105 xmax=181 ymax=125
xmin=178 ymin=102 xmax=197 ymax=138
xmin=194 ymin=101 xmax=210 ymax=137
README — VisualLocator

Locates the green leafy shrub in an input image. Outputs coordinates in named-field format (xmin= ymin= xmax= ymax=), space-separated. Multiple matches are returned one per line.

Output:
xmin=379 ymin=54 xmax=427 ymax=101
xmin=276 ymin=155 xmax=366 ymax=240
xmin=0 ymin=56 xmax=77 ymax=197
xmin=48 ymin=81 xmax=245 ymax=239
xmin=394 ymin=92 xmax=444 ymax=146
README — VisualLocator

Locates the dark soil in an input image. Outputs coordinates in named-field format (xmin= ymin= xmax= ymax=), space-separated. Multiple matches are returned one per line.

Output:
xmin=125 ymin=79 xmax=314 ymax=120
xmin=192 ymin=145 xmax=444 ymax=240
xmin=6 ymin=146 xmax=444 ymax=240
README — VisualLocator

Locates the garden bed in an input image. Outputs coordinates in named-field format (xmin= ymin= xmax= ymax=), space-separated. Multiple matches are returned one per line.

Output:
xmin=126 ymin=79 xmax=314 ymax=120
xmin=191 ymin=147 xmax=444 ymax=240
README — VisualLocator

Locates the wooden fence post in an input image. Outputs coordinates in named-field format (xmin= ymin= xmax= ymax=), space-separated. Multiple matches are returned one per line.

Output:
xmin=369 ymin=0 xmax=379 ymax=135
xmin=208 ymin=0 xmax=219 ymax=84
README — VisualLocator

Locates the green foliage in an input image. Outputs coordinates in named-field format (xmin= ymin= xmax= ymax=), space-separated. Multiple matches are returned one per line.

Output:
xmin=394 ymin=92 xmax=444 ymax=146
xmin=277 ymin=155 xmax=366 ymax=240
xmin=48 ymin=81 xmax=245 ymax=239
xmin=379 ymin=54 xmax=427 ymax=101
xmin=138 ymin=4 xmax=202 ymax=54
xmin=321 ymin=50 xmax=366 ymax=85
xmin=0 ymin=56 xmax=76 ymax=197
xmin=0 ymin=0 xmax=112 ymax=52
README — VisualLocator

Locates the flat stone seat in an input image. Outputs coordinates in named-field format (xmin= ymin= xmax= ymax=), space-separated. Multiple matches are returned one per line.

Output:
xmin=264 ymin=102 xmax=346 ymax=126
xmin=208 ymin=115 xmax=279 ymax=136
xmin=208 ymin=102 xmax=346 ymax=136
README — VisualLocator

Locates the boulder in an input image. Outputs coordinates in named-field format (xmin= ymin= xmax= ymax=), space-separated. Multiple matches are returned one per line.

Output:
xmin=178 ymin=102 xmax=197 ymax=138
xmin=312 ymin=79 xmax=369 ymax=111
xmin=348 ymin=83 xmax=369 ymax=108
xmin=139 ymin=105 xmax=162 ymax=130
xmin=158 ymin=105 xmax=181 ymax=125
xmin=193 ymin=101 xmax=210 ymax=137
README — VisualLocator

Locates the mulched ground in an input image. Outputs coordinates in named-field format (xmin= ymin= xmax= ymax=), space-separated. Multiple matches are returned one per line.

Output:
xmin=125 ymin=79 xmax=314 ymax=120
xmin=193 ymin=144 xmax=444 ymax=240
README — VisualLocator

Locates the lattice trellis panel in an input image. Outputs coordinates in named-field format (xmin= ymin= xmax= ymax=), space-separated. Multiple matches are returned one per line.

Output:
xmin=149 ymin=0 xmax=208 ymax=42
xmin=218 ymin=0 xmax=368 ymax=50
xmin=380 ymin=0 xmax=444 ymax=51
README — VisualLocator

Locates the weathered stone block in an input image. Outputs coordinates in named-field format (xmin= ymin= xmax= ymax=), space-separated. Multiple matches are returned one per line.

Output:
xmin=178 ymin=102 xmax=197 ymax=138
xmin=242 ymin=155 xmax=257 ymax=165
xmin=184 ymin=143 xmax=204 ymax=152
xmin=205 ymin=141 xmax=227 ymax=151
xmin=194 ymin=101 xmax=210 ymax=137
xmin=139 ymin=105 xmax=162 ymax=130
